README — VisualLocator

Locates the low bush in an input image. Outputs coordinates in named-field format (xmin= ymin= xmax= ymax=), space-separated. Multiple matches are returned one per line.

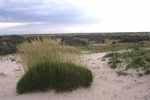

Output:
xmin=0 ymin=42 xmax=17 ymax=55
xmin=17 ymin=62 xmax=93 ymax=94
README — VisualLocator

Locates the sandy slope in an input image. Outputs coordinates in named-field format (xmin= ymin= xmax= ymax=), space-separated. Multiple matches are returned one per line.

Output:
xmin=0 ymin=53 xmax=150 ymax=100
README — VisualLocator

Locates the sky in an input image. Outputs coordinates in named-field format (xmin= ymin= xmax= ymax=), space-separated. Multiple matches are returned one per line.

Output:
xmin=0 ymin=0 xmax=150 ymax=34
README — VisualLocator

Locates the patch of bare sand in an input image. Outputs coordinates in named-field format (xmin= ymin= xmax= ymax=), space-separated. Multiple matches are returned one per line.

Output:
xmin=0 ymin=53 xmax=150 ymax=100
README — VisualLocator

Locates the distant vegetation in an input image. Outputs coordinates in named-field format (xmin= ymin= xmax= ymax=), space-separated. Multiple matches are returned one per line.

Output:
xmin=0 ymin=35 xmax=24 ymax=55
xmin=0 ymin=32 xmax=150 ymax=55
xmin=17 ymin=40 xmax=93 ymax=94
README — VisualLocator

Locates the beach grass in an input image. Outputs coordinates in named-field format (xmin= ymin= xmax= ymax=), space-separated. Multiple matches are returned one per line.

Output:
xmin=108 ymin=43 xmax=150 ymax=74
xmin=17 ymin=39 xmax=93 ymax=94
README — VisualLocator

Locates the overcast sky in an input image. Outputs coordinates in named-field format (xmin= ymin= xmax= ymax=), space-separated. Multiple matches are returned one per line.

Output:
xmin=0 ymin=0 xmax=150 ymax=34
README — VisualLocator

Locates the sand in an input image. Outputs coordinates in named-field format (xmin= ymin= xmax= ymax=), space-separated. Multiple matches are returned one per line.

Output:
xmin=0 ymin=53 xmax=150 ymax=100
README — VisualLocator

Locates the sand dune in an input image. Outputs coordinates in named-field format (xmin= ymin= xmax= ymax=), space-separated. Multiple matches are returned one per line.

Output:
xmin=0 ymin=53 xmax=150 ymax=100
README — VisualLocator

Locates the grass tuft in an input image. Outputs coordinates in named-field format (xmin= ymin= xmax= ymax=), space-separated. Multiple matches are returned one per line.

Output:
xmin=17 ymin=39 xmax=93 ymax=94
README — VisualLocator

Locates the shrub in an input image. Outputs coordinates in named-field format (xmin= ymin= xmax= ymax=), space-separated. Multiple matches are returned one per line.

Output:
xmin=0 ymin=42 xmax=17 ymax=55
xmin=17 ymin=39 xmax=93 ymax=94
xmin=17 ymin=62 xmax=93 ymax=94
xmin=0 ymin=35 xmax=24 ymax=55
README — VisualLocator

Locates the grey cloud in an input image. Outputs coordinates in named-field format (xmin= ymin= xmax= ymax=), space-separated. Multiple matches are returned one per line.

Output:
xmin=0 ymin=0 xmax=92 ymax=24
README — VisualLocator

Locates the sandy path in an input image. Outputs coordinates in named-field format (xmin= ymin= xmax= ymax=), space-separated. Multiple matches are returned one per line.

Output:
xmin=0 ymin=55 xmax=24 ymax=97
xmin=0 ymin=53 xmax=150 ymax=100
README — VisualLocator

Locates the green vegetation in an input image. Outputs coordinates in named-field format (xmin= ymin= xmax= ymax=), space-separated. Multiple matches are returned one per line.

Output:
xmin=109 ymin=43 xmax=150 ymax=75
xmin=17 ymin=62 xmax=92 ymax=94
xmin=17 ymin=40 xmax=93 ymax=94
xmin=0 ymin=35 xmax=24 ymax=55
xmin=85 ymin=40 xmax=150 ymax=52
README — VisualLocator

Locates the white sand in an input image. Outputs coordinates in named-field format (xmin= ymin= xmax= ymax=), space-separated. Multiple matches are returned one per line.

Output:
xmin=0 ymin=53 xmax=150 ymax=100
